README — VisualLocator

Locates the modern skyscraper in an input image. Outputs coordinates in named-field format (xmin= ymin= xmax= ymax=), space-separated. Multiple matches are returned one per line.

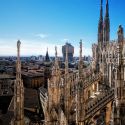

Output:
xmin=62 ymin=43 xmax=74 ymax=62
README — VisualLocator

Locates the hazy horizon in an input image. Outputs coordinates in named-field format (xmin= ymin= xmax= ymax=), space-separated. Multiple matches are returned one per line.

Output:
xmin=0 ymin=0 xmax=125 ymax=56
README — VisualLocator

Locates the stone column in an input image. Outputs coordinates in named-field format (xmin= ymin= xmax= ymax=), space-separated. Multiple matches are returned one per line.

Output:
xmin=109 ymin=64 xmax=112 ymax=87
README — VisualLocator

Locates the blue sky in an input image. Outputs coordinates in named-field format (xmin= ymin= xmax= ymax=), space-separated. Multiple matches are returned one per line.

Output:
xmin=0 ymin=0 xmax=124 ymax=56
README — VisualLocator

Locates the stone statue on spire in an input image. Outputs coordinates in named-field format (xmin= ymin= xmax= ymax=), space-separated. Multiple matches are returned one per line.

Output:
xmin=11 ymin=40 xmax=24 ymax=125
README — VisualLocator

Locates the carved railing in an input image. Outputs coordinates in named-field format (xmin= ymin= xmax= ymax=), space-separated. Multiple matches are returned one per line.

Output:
xmin=39 ymin=87 xmax=48 ymax=114
xmin=39 ymin=71 xmax=113 ymax=123
xmin=85 ymin=89 xmax=114 ymax=120
xmin=83 ymin=72 xmax=102 ymax=89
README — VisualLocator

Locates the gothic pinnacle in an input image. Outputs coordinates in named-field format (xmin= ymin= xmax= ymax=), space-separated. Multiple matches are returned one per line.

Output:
xmin=105 ymin=0 xmax=109 ymax=18
xmin=80 ymin=39 xmax=82 ymax=62
xmin=55 ymin=46 xmax=59 ymax=69
xmin=65 ymin=44 xmax=68 ymax=75
xmin=100 ymin=0 xmax=103 ymax=21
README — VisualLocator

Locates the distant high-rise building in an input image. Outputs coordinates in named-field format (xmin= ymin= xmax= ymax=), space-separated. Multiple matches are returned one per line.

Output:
xmin=62 ymin=43 xmax=74 ymax=62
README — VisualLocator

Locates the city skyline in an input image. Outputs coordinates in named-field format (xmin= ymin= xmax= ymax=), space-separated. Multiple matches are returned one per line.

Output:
xmin=0 ymin=0 xmax=125 ymax=56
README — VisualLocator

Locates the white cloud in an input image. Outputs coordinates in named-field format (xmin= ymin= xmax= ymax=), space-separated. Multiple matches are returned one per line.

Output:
xmin=63 ymin=38 xmax=69 ymax=42
xmin=35 ymin=33 xmax=48 ymax=39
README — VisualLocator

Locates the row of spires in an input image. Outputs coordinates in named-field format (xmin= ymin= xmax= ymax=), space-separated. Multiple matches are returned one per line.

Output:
xmin=99 ymin=0 xmax=109 ymax=27
xmin=52 ymin=40 xmax=83 ymax=76
xmin=98 ymin=0 xmax=110 ymax=49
